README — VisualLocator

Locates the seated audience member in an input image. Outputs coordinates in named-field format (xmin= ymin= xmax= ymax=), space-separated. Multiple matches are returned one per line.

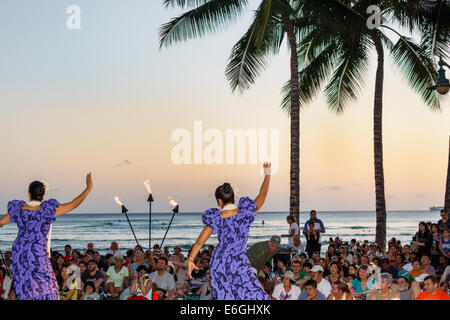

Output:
xmin=327 ymin=280 xmax=354 ymax=300
xmin=368 ymin=273 xmax=400 ymax=300
xmin=104 ymin=255 xmax=129 ymax=298
xmin=350 ymin=265 xmax=376 ymax=300
xmin=421 ymin=255 xmax=436 ymax=276
xmin=128 ymin=265 xmax=152 ymax=300
xmin=271 ymin=271 xmax=301 ymax=300
xmin=397 ymin=270 xmax=420 ymax=300
xmin=82 ymin=282 xmax=100 ymax=300
xmin=298 ymin=280 xmax=327 ymax=300
xmin=416 ymin=275 xmax=450 ymax=300
xmin=149 ymin=257 xmax=176 ymax=299
xmin=309 ymin=265 xmax=331 ymax=297
xmin=81 ymin=259 xmax=105 ymax=298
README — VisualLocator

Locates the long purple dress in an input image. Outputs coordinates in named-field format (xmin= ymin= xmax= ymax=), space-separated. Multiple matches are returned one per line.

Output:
xmin=202 ymin=197 xmax=269 ymax=300
xmin=7 ymin=199 xmax=61 ymax=300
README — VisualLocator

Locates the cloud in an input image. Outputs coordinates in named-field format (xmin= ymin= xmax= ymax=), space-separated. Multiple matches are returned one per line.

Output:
xmin=317 ymin=186 xmax=344 ymax=191
xmin=116 ymin=159 xmax=133 ymax=167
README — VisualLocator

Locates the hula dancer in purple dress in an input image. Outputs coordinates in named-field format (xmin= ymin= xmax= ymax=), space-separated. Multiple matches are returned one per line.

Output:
xmin=0 ymin=173 xmax=93 ymax=300
xmin=187 ymin=163 xmax=271 ymax=300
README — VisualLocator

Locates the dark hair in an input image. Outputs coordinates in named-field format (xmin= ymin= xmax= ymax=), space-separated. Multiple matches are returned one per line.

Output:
xmin=291 ymin=260 xmax=301 ymax=266
xmin=329 ymin=261 xmax=341 ymax=273
xmin=136 ymin=265 xmax=148 ymax=273
xmin=304 ymin=279 xmax=317 ymax=289
xmin=28 ymin=181 xmax=45 ymax=201
xmin=126 ymin=249 xmax=134 ymax=258
xmin=299 ymin=253 xmax=308 ymax=259
xmin=286 ymin=215 xmax=296 ymax=223
xmin=65 ymin=245 xmax=72 ymax=249
xmin=84 ymin=281 xmax=96 ymax=292
xmin=333 ymin=280 xmax=351 ymax=294
xmin=215 ymin=183 xmax=235 ymax=205
xmin=303 ymin=262 xmax=313 ymax=270
xmin=424 ymin=275 xmax=438 ymax=284
xmin=310 ymin=210 xmax=317 ymax=215
xmin=158 ymin=257 xmax=168 ymax=265
xmin=357 ymin=265 xmax=369 ymax=281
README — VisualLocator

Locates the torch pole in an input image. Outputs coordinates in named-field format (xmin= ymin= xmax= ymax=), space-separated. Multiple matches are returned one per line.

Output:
xmin=148 ymin=193 xmax=154 ymax=251
xmin=122 ymin=205 xmax=140 ymax=247
xmin=160 ymin=205 xmax=178 ymax=248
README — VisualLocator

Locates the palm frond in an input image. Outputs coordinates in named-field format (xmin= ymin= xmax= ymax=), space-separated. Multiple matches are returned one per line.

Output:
xmin=390 ymin=34 xmax=441 ymax=110
xmin=163 ymin=0 xmax=211 ymax=9
xmin=419 ymin=0 xmax=450 ymax=60
xmin=281 ymin=42 xmax=338 ymax=113
xmin=225 ymin=0 xmax=286 ymax=93
xmin=159 ymin=0 xmax=248 ymax=48
xmin=323 ymin=35 xmax=372 ymax=114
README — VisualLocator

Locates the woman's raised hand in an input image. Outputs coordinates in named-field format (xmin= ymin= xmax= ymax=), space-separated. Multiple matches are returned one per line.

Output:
xmin=86 ymin=172 xmax=93 ymax=191
xmin=263 ymin=162 xmax=271 ymax=175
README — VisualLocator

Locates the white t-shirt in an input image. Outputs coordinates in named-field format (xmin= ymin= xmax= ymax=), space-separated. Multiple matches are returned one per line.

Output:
xmin=317 ymin=278 xmax=332 ymax=297
xmin=272 ymin=283 xmax=301 ymax=300
xmin=106 ymin=266 xmax=129 ymax=287
xmin=288 ymin=223 xmax=299 ymax=248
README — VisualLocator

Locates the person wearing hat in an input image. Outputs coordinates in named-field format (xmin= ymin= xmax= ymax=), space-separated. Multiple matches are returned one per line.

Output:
xmin=397 ymin=270 xmax=420 ymax=300
xmin=308 ymin=265 xmax=332 ymax=297
xmin=104 ymin=255 xmax=130 ymax=298
xmin=80 ymin=259 xmax=105 ymax=299
xmin=271 ymin=270 xmax=301 ymax=300
xmin=246 ymin=236 xmax=281 ymax=274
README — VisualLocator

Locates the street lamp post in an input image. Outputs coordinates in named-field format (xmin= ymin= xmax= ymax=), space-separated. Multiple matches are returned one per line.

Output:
xmin=428 ymin=56 xmax=450 ymax=95
xmin=428 ymin=56 xmax=450 ymax=211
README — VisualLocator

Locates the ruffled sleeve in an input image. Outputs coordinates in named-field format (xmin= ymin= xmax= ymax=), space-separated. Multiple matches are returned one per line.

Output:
xmin=202 ymin=208 xmax=220 ymax=234
xmin=238 ymin=197 xmax=257 ymax=225
xmin=7 ymin=200 xmax=25 ymax=223
xmin=40 ymin=198 xmax=60 ymax=223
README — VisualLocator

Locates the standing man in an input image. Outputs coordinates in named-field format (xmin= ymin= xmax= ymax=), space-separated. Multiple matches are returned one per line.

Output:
xmin=303 ymin=210 xmax=326 ymax=256
xmin=438 ymin=209 xmax=450 ymax=235
xmin=247 ymin=236 xmax=281 ymax=274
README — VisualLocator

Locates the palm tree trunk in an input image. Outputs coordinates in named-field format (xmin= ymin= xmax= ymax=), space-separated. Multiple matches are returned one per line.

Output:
xmin=373 ymin=37 xmax=387 ymax=251
xmin=445 ymin=134 xmax=450 ymax=211
xmin=286 ymin=22 xmax=300 ymax=225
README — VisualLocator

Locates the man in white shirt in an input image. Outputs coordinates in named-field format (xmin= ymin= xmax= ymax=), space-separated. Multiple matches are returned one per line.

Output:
xmin=149 ymin=257 xmax=176 ymax=299
xmin=282 ymin=215 xmax=299 ymax=248
xmin=310 ymin=265 xmax=331 ymax=297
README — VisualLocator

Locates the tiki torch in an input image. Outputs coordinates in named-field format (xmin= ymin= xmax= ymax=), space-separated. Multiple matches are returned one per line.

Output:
xmin=114 ymin=196 xmax=140 ymax=247
xmin=144 ymin=179 xmax=153 ymax=251
xmin=160 ymin=197 xmax=179 ymax=248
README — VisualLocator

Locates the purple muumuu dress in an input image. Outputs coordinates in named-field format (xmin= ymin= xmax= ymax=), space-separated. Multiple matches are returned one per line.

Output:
xmin=202 ymin=197 xmax=269 ymax=300
xmin=7 ymin=199 xmax=61 ymax=300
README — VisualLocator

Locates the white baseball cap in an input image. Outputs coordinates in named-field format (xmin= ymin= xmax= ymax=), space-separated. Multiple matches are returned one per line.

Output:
xmin=311 ymin=265 xmax=324 ymax=273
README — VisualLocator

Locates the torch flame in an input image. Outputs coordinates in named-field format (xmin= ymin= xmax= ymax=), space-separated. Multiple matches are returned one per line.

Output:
xmin=144 ymin=179 xmax=152 ymax=194
xmin=114 ymin=196 xmax=123 ymax=206
xmin=168 ymin=196 xmax=178 ymax=207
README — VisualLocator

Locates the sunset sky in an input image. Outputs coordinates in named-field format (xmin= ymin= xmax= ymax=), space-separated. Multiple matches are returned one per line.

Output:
xmin=0 ymin=0 xmax=449 ymax=214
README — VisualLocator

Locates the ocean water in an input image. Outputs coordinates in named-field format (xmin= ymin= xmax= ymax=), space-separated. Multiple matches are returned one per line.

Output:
xmin=0 ymin=210 xmax=440 ymax=255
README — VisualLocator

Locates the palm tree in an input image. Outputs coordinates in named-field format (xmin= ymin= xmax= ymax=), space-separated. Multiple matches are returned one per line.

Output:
xmin=281 ymin=0 xmax=448 ymax=250
xmin=160 ymin=0 xmax=318 ymax=224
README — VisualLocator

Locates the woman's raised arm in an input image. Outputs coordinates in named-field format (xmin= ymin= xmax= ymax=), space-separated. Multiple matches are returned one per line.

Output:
xmin=0 ymin=214 xmax=11 ymax=228
xmin=55 ymin=173 xmax=93 ymax=217
xmin=254 ymin=162 xmax=271 ymax=213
